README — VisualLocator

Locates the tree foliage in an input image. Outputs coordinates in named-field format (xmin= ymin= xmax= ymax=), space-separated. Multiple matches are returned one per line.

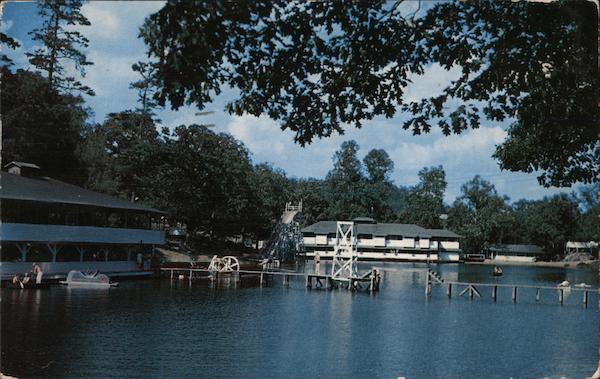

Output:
xmin=0 ymin=32 xmax=20 ymax=66
xmin=27 ymin=0 xmax=94 ymax=95
xmin=141 ymin=0 xmax=599 ymax=186
xmin=399 ymin=166 xmax=447 ymax=228
xmin=81 ymin=111 xmax=160 ymax=200
xmin=364 ymin=149 xmax=394 ymax=183
xmin=1 ymin=68 xmax=89 ymax=184
xmin=448 ymin=176 xmax=511 ymax=254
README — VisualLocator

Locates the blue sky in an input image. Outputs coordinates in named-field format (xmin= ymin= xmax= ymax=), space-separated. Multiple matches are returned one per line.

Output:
xmin=2 ymin=1 xmax=575 ymax=203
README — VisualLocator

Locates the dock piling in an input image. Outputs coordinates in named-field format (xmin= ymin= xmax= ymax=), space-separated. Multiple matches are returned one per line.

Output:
xmin=583 ymin=290 xmax=588 ymax=307
xmin=492 ymin=285 xmax=497 ymax=302
xmin=512 ymin=287 xmax=517 ymax=303
xmin=536 ymin=288 xmax=541 ymax=302
xmin=447 ymin=283 xmax=452 ymax=298
xmin=559 ymin=288 xmax=564 ymax=305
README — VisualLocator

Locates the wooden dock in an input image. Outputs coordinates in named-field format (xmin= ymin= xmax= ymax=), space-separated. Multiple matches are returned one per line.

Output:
xmin=160 ymin=267 xmax=381 ymax=293
xmin=425 ymin=270 xmax=599 ymax=308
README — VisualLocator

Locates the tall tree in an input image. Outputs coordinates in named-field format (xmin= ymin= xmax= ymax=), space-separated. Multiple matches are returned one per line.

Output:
xmin=141 ymin=1 xmax=598 ymax=186
xmin=251 ymin=163 xmax=293 ymax=239
xmin=1 ymin=68 xmax=89 ymax=184
xmin=363 ymin=149 xmax=394 ymax=183
xmin=399 ymin=166 xmax=447 ymax=228
xmin=514 ymin=195 xmax=579 ymax=255
xmin=448 ymin=176 xmax=510 ymax=254
xmin=81 ymin=111 xmax=160 ymax=201
xmin=26 ymin=0 xmax=94 ymax=95
xmin=129 ymin=61 xmax=160 ymax=117
xmin=158 ymin=125 xmax=257 ymax=241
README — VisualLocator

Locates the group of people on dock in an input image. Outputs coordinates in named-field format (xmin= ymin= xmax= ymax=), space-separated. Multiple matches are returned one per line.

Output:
xmin=11 ymin=263 xmax=43 ymax=288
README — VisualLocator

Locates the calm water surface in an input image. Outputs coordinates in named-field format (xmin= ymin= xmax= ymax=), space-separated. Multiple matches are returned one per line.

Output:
xmin=2 ymin=263 xmax=599 ymax=379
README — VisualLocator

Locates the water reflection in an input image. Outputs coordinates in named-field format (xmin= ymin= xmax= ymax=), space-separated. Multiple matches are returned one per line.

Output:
xmin=1 ymin=263 xmax=598 ymax=378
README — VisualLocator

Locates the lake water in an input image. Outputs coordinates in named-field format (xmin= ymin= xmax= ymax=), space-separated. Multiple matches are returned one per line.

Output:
xmin=2 ymin=263 xmax=599 ymax=378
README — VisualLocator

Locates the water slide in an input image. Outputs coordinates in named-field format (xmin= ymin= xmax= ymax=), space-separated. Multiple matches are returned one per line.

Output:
xmin=262 ymin=202 xmax=303 ymax=262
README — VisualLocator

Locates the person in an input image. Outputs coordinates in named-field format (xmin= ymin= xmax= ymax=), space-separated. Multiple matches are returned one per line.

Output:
xmin=32 ymin=262 xmax=43 ymax=284
xmin=315 ymin=252 xmax=321 ymax=275
xmin=12 ymin=274 xmax=22 ymax=288
xmin=137 ymin=252 xmax=143 ymax=270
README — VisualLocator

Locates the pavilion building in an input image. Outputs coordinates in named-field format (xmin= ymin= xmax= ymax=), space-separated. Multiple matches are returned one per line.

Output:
xmin=0 ymin=162 xmax=165 ymax=280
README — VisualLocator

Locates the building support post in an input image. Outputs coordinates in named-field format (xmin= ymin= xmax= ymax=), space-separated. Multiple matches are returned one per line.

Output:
xmin=77 ymin=247 xmax=86 ymax=262
xmin=46 ymin=243 xmax=59 ymax=263
xmin=16 ymin=243 xmax=31 ymax=262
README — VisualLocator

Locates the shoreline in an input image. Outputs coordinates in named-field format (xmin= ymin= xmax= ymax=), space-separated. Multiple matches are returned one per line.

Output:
xmin=466 ymin=259 xmax=599 ymax=270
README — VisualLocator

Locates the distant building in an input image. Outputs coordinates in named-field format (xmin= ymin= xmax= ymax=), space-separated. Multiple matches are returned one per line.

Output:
xmin=565 ymin=241 xmax=598 ymax=260
xmin=0 ymin=162 xmax=166 ymax=279
xmin=488 ymin=244 xmax=548 ymax=263
xmin=301 ymin=217 xmax=462 ymax=262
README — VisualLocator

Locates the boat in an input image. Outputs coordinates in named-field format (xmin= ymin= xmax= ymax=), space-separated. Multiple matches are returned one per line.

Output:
xmin=493 ymin=266 xmax=503 ymax=276
xmin=59 ymin=270 xmax=118 ymax=288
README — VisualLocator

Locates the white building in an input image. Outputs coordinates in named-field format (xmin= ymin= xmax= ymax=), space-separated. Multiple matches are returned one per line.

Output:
xmin=301 ymin=217 xmax=462 ymax=262
xmin=488 ymin=244 xmax=548 ymax=263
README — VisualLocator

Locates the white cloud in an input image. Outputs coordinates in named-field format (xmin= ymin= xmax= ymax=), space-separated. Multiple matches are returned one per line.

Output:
xmin=80 ymin=3 xmax=121 ymax=40
xmin=1 ymin=19 xmax=13 ymax=33
xmin=403 ymin=63 xmax=462 ymax=103
xmin=80 ymin=1 xmax=164 ymax=42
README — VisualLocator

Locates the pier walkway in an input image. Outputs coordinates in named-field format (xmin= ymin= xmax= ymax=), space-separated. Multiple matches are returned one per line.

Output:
xmin=160 ymin=266 xmax=382 ymax=292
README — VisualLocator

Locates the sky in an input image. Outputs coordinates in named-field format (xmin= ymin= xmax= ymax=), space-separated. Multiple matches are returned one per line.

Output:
xmin=1 ymin=1 xmax=576 ymax=204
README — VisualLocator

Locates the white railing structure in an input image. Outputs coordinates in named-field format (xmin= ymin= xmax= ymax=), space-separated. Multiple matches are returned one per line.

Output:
xmin=207 ymin=255 xmax=240 ymax=273
xmin=284 ymin=200 xmax=303 ymax=213
xmin=331 ymin=221 xmax=357 ymax=281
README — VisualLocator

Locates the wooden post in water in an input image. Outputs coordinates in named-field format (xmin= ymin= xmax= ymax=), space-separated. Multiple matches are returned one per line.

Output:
xmin=536 ymin=288 xmax=541 ymax=302
xmin=559 ymin=288 xmax=564 ymax=305
xmin=283 ymin=275 xmax=289 ymax=288
xmin=583 ymin=290 xmax=588 ymax=307
xmin=260 ymin=272 xmax=264 ymax=288
xmin=492 ymin=285 xmax=497 ymax=302
xmin=189 ymin=269 xmax=192 ymax=285
xmin=170 ymin=269 xmax=174 ymax=280
xmin=306 ymin=275 xmax=311 ymax=289
xmin=447 ymin=283 xmax=452 ymax=298
xmin=512 ymin=287 xmax=517 ymax=303
xmin=469 ymin=287 xmax=474 ymax=299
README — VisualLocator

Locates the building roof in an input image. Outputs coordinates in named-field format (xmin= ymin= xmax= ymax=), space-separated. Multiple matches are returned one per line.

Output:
xmin=0 ymin=172 xmax=164 ymax=213
xmin=427 ymin=229 xmax=463 ymax=239
xmin=566 ymin=241 xmax=598 ymax=249
xmin=301 ymin=220 xmax=462 ymax=239
xmin=4 ymin=161 xmax=41 ymax=169
xmin=489 ymin=244 xmax=546 ymax=255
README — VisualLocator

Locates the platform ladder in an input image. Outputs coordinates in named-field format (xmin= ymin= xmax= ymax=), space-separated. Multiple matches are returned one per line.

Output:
xmin=331 ymin=221 xmax=357 ymax=281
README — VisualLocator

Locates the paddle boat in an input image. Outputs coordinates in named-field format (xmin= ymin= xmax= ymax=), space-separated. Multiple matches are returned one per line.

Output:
xmin=60 ymin=270 xmax=118 ymax=288
xmin=493 ymin=266 xmax=503 ymax=276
